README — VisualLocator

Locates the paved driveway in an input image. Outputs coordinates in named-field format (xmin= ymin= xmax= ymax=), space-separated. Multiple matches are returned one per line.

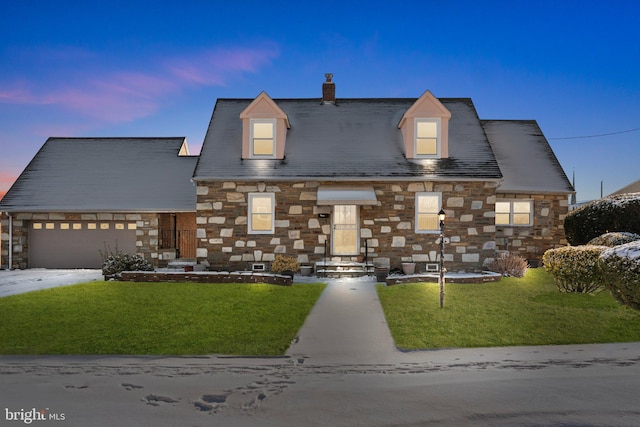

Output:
xmin=0 ymin=269 xmax=102 ymax=297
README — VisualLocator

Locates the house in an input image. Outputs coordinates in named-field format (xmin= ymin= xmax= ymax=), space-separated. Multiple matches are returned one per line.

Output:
xmin=609 ymin=179 xmax=640 ymax=196
xmin=191 ymin=75 xmax=573 ymax=272
xmin=0 ymin=137 xmax=197 ymax=269
xmin=1 ymin=75 xmax=574 ymax=272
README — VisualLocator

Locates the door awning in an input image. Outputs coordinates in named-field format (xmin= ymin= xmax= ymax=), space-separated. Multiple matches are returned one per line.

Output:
xmin=316 ymin=185 xmax=378 ymax=205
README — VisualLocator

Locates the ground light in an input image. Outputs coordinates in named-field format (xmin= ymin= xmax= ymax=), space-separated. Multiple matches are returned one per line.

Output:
xmin=438 ymin=209 xmax=446 ymax=308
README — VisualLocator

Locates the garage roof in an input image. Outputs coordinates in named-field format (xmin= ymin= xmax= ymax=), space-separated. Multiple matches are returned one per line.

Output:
xmin=0 ymin=137 xmax=197 ymax=212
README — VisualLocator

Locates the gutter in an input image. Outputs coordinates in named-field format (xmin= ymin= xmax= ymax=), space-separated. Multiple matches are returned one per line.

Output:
xmin=7 ymin=213 xmax=12 ymax=270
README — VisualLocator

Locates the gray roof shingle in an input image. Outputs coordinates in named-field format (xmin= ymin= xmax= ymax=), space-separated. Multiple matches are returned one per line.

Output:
xmin=0 ymin=137 xmax=197 ymax=212
xmin=482 ymin=120 xmax=574 ymax=194
xmin=194 ymin=98 xmax=503 ymax=181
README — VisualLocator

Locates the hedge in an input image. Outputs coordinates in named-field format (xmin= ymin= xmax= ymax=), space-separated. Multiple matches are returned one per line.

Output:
xmin=599 ymin=241 xmax=640 ymax=309
xmin=542 ymin=245 xmax=608 ymax=293
xmin=564 ymin=193 xmax=640 ymax=245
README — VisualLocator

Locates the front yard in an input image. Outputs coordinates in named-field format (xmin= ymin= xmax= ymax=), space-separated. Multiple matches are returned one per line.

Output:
xmin=377 ymin=268 xmax=640 ymax=349
xmin=0 ymin=282 xmax=325 ymax=355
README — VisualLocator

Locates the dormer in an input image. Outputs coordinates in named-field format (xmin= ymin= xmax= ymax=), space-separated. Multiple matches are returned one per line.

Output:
xmin=240 ymin=91 xmax=290 ymax=159
xmin=398 ymin=90 xmax=451 ymax=159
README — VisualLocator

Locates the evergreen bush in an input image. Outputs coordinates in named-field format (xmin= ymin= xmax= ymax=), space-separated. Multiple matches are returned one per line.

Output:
xmin=599 ymin=241 xmax=640 ymax=309
xmin=101 ymin=245 xmax=153 ymax=278
xmin=564 ymin=193 xmax=640 ymax=245
xmin=587 ymin=232 xmax=640 ymax=247
xmin=542 ymin=245 xmax=608 ymax=293
xmin=270 ymin=255 xmax=300 ymax=274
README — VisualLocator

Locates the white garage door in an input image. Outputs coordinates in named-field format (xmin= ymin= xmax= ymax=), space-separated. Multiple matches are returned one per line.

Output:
xmin=29 ymin=221 xmax=137 ymax=268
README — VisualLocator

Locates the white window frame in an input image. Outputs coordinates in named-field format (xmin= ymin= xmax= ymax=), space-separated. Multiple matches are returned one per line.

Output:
xmin=248 ymin=193 xmax=275 ymax=234
xmin=415 ymin=192 xmax=442 ymax=234
xmin=495 ymin=200 xmax=534 ymax=226
xmin=414 ymin=118 xmax=441 ymax=158
xmin=250 ymin=119 xmax=276 ymax=159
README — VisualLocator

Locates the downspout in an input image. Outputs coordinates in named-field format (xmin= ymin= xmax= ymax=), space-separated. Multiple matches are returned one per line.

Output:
xmin=8 ymin=213 xmax=12 ymax=270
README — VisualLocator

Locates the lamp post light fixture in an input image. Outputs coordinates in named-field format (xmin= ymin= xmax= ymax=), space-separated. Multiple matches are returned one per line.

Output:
xmin=438 ymin=209 xmax=446 ymax=308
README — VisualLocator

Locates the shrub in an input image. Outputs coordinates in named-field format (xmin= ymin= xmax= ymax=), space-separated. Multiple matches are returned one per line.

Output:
xmin=270 ymin=255 xmax=300 ymax=274
xmin=587 ymin=232 xmax=640 ymax=247
xmin=599 ymin=241 xmax=640 ymax=309
xmin=486 ymin=252 xmax=529 ymax=277
xmin=542 ymin=245 xmax=608 ymax=293
xmin=101 ymin=246 xmax=153 ymax=278
xmin=564 ymin=193 xmax=640 ymax=245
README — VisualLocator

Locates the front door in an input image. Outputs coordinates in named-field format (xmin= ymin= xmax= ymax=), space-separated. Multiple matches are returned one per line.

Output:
xmin=332 ymin=205 xmax=359 ymax=255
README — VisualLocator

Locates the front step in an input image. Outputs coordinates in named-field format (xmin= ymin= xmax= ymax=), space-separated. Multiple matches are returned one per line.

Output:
xmin=315 ymin=261 xmax=375 ymax=278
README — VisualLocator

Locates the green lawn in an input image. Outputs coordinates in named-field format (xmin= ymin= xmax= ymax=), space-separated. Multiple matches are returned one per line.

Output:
xmin=0 ymin=282 xmax=325 ymax=355
xmin=377 ymin=268 xmax=640 ymax=349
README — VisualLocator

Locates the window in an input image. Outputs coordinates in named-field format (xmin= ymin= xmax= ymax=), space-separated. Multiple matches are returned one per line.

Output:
xmin=415 ymin=192 xmax=442 ymax=233
xmin=415 ymin=118 xmax=440 ymax=157
xmin=248 ymin=193 xmax=275 ymax=234
xmin=251 ymin=119 xmax=276 ymax=158
xmin=495 ymin=200 xmax=533 ymax=226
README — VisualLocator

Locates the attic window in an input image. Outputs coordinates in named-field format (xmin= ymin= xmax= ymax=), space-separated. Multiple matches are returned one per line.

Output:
xmin=251 ymin=119 xmax=276 ymax=158
xmin=415 ymin=118 xmax=441 ymax=157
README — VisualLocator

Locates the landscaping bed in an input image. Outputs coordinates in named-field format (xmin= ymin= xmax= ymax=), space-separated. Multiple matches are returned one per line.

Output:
xmin=120 ymin=271 xmax=293 ymax=286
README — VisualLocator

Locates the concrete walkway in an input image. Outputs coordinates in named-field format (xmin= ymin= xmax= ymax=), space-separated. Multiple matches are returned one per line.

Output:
xmin=286 ymin=277 xmax=398 ymax=364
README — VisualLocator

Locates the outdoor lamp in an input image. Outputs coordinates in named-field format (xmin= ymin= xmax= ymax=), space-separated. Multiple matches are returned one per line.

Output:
xmin=438 ymin=209 xmax=446 ymax=308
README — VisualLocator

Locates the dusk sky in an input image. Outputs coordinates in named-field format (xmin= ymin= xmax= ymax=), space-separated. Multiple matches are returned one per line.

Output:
xmin=1 ymin=1 xmax=638 ymax=203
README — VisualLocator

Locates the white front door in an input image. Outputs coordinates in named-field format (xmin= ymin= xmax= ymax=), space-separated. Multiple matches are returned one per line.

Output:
xmin=332 ymin=205 xmax=359 ymax=255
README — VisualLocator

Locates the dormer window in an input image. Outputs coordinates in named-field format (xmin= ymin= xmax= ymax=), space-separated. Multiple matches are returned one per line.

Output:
xmin=251 ymin=119 xmax=276 ymax=158
xmin=398 ymin=90 xmax=451 ymax=159
xmin=240 ymin=92 xmax=290 ymax=160
xmin=415 ymin=118 xmax=441 ymax=157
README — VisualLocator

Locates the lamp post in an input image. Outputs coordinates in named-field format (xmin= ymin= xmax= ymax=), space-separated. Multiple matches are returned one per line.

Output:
xmin=438 ymin=209 xmax=446 ymax=308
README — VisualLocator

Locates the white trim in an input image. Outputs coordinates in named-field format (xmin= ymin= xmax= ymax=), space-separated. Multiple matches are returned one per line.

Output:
xmin=495 ymin=199 xmax=534 ymax=226
xmin=250 ymin=119 xmax=277 ymax=159
xmin=331 ymin=205 xmax=360 ymax=255
xmin=248 ymin=193 xmax=275 ymax=234
xmin=415 ymin=192 xmax=442 ymax=234
xmin=414 ymin=118 xmax=441 ymax=158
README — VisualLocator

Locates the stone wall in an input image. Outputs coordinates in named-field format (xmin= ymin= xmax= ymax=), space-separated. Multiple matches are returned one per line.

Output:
xmin=195 ymin=180 xmax=500 ymax=272
xmin=0 ymin=212 xmax=163 ymax=269
xmin=495 ymin=193 xmax=570 ymax=265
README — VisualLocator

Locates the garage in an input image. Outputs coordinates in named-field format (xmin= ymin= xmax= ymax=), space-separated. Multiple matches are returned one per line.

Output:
xmin=29 ymin=220 xmax=137 ymax=268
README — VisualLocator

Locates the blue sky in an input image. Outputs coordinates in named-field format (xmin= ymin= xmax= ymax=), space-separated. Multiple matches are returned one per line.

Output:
xmin=1 ymin=0 xmax=638 ymax=202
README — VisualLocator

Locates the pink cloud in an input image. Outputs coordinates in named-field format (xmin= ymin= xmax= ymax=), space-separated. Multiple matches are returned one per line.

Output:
xmin=168 ymin=46 xmax=279 ymax=86
xmin=0 ymin=45 xmax=279 ymax=123
xmin=0 ymin=171 xmax=17 ymax=198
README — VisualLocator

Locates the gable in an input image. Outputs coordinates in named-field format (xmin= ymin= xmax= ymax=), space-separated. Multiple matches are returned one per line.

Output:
xmin=239 ymin=91 xmax=290 ymax=159
xmin=398 ymin=90 xmax=452 ymax=158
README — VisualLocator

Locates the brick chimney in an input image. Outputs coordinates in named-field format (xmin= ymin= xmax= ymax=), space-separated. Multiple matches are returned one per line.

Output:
xmin=322 ymin=73 xmax=336 ymax=104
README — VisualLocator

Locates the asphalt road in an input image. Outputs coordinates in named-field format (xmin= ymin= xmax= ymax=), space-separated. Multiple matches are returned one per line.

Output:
xmin=2 ymin=346 xmax=639 ymax=427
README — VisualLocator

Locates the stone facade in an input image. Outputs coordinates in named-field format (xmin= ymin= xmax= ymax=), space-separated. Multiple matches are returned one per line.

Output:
xmin=195 ymin=180 xmax=503 ymax=272
xmin=0 ymin=212 xmax=173 ymax=269
xmin=495 ymin=193 xmax=570 ymax=266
